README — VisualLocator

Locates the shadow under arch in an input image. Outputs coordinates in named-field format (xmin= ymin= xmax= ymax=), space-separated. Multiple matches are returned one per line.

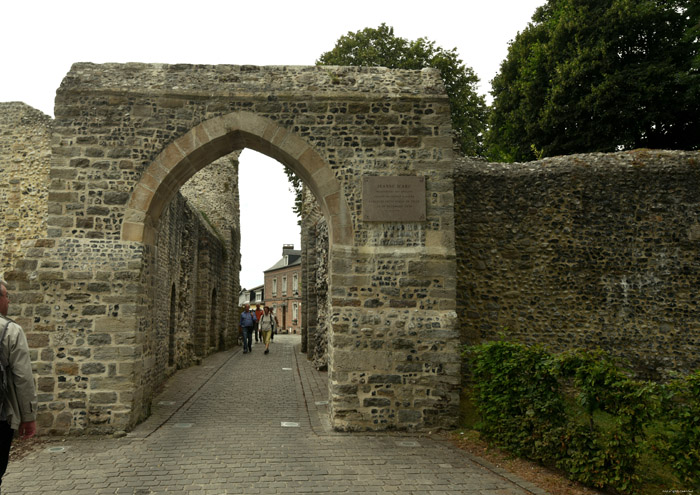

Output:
xmin=121 ymin=111 xmax=351 ymax=246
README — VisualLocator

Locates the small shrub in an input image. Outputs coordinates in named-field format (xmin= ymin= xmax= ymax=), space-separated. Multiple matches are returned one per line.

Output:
xmin=654 ymin=371 xmax=700 ymax=487
xmin=557 ymin=350 xmax=659 ymax=491
xmin=469 ymin=341 xmax=565 ymax=462
xmin=464 ymin=341 xmax=682 ymax=494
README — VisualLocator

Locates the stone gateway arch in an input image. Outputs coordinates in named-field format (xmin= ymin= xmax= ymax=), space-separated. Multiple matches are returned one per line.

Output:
xmin=8 ymin=63 xmax=460 ymax=433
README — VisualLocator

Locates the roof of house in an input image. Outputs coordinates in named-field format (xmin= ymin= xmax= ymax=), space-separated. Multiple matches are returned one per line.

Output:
xmin=265 ymin=253 xmax=301 ymax=272
xmin=265 ymin=246 xmax=301 ymax=273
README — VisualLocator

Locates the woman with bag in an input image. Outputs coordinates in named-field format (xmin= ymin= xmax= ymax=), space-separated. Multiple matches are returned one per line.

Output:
xmin=258 ymin=306 xmax=277 ymax=355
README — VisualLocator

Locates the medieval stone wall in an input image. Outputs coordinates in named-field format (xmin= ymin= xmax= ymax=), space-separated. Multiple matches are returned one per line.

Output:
xmin=301 ymin=187 xmax=329 ymax=370
xmin=454 ymin=149 xmax=700 ymax=379
xmin=180 ymin=152 xmax=241 ymax=253
xmin=0 ymin=103 xmax=52 ymax=275
xmin=0 ymin=101 xmax=240 ymax=433
xmin=143 ymin=190 xmax=236 ymax=400
xmin=42 ymin=63 xmax=460 ymax=432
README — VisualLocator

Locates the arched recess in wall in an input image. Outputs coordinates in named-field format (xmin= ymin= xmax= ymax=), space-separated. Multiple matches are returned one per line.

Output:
xmin=121 ymin=112 xmax=352 ymax=249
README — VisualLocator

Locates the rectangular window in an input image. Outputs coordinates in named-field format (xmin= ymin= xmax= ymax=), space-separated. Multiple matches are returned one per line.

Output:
xmin=282 ymin=275 xmax=287 ymax=295
xmin=292 ymin=302 xmax=298 ymax=323
xmin=292 ymin=273 xmax=298 ymax=295
xmin=272 ymin=278 xmax=277 ymax=296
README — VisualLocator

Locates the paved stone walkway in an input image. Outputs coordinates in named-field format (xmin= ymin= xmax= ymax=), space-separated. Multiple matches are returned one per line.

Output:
xmin=4 ymin=335 xmax=548 ymax=494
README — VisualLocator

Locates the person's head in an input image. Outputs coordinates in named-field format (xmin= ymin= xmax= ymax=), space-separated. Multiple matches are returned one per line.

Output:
xmin=256 ymin=304 xmax=261 ymax=309
xmin=0 ymin=282 xmax=9 ymax=317
xmin=264 ymin=306 xmax=271 ymax=314
xmin=244 ymin=304 xmax=250 ymax=311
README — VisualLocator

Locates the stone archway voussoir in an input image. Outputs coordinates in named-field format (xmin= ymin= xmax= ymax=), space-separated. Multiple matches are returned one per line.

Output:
xmin=323 ymin=191 xmax=341 ymax=218
xmin=173 ymin=126 xmax=209 ymax=158
xmin=136 ymin=171 xmax=161 ymax=194
xmin=312 ymin=167 xmax=338 ymax=197
xmin=274 ymin=130 xmax=311 ymax=161
xmin=200 ymin=116 xmax=233 ymax=143
xmin=298 ymin=148 xmax=326 ymax=177
xmin=234 ymin=112 xmax=269 ymax=138
xmin=123 ymin=208 xmax=147 ymax=224
xmin=156 ymin=141 xmax=188 ymax=173
xmin=128 ymin=184 xmax=155 ymax=213
xmin=122 ymin=221 xmax=145 ymax=242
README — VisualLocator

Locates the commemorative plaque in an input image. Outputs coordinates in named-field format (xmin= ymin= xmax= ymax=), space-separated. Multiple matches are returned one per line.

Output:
xmin=362 ymin=176 xmax=426 ymax=222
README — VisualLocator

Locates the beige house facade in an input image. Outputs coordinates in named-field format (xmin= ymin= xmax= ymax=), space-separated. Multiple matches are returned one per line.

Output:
xmin=264 ymin=245 xmax=302 ymax=334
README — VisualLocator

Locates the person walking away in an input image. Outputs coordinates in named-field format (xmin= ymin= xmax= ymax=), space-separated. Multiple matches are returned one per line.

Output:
xmin=239 ymin=304 xmax=256 ymax=354
xmin=0 ymin=281 xmax=37 ymax=491
xmin=253 ymin=304 xmax=263 ymax=343
xmin=258 ymin=306 xmax=277 ymax=354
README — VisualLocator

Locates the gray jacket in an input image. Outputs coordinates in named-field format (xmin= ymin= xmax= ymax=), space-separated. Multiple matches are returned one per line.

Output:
xmin=0 ymin=317 xmax=37 ymax=430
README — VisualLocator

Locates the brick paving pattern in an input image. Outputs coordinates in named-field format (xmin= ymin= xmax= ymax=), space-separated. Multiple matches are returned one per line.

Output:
xmin=4 ymin=335 xmax=548 ymax=494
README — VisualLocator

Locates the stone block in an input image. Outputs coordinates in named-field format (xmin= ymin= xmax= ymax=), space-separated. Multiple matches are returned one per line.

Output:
xmin=82 ymin=305 xmax=107 ymax=316
xmin=37 ymin=377 xmax=55 ymax=393
xmin=90 ymin=392 xmax=118 ymax=404
xmin=55 ymin=362 xmax=79 ymax=376
xmin=81 ymin=362 xmax=106 ymax=375
xmin=103 ymin=191 xmax=130 ymax=205
xmin=26 ymin=333 xmax=50 ymax=348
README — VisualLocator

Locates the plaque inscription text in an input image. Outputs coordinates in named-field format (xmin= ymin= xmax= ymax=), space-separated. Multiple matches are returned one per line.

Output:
xmin=362 ymin=176 xmax=426 ymax=222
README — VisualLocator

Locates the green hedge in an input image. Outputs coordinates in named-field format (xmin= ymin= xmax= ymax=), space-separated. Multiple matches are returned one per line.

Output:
xmin=465 ymin=341 xmax=699 ymax=493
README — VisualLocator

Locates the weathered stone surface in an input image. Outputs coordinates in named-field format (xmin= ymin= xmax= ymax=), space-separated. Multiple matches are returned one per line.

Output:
xmin=5 ymin=63 xmax=460 ymax=434
xmin=454 ymin=150 xmax=700 ymax=379
xmin=1 ymin=99 xmax=241 ymax=434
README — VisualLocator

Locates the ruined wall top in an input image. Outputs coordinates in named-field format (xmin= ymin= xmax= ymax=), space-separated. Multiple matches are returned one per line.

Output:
xmin=455 ymin=148 xmax=700 ymax=177
xmin=0 ymin=102 xmax=52 ymax=276
xmin=0 ymin=102 xmax=52 ymax=126
xmin=56 ymin=63 xmax=446 ymax=102
xmin=180 ymin=151 xmax=240 ymax=249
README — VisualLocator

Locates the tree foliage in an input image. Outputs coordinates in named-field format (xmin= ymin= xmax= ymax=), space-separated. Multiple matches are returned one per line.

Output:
xmin=283 ymin=168 xmax=303 ymax=225
xmin=486 ymin=0 xmax=700 ymax=162
xmin=317 ymin=24 xmax=488 ymax=156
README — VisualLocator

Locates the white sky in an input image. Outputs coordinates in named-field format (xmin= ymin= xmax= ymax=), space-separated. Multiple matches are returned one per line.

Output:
xmin=1 ymin=0 xmax=544 ymax=289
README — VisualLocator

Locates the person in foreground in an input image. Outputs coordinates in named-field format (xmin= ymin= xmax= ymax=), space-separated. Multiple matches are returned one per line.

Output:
xmin=0 ymin=281 xmax=37 ymax=491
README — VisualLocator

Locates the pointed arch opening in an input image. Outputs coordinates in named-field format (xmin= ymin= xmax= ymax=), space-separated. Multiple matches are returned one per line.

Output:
xmin=122 ymin=112 xmax=351 ymax=248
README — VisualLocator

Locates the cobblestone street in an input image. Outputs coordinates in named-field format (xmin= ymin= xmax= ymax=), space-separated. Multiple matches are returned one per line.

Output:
xmin=4 ymin=335 xmax=547 ymax=494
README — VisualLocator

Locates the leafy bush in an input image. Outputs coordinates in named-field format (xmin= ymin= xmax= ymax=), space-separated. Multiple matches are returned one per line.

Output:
xmin=468 ymin=341 xmax=565 ymax=462
xmin=557 ymin=350 xmax=658 ymax=491
xmin=654 ymin=371 xmax=700 ymax=487
xmin=465 ymin=341 xmax=697 ymax=493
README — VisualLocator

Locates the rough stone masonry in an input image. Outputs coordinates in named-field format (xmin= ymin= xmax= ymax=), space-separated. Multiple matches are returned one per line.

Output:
xmin=1 ymin=64 xmax=698 ymax=435
xmin=1 ymin=63 xmax=460 ymax=433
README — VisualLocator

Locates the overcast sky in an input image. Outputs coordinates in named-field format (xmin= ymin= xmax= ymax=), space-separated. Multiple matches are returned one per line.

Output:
xmin=1 ymin=0 xmax=544 ymax=289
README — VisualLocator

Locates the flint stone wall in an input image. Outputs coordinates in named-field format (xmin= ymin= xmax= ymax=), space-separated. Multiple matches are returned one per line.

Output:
xmin=454 ymin=150 xmax=700 ymax=379
xmin=1 ymin=101 xmax=239 ymax=433
xmin=7 ymin=63 xmax=460 ymax=433
xmin=3 ymin=69 xmax=700 ymax=435
xmin=0 ymin=103 xmax=52 ymax=275
xmin=301 ymin=186 xmax=329 ymax=370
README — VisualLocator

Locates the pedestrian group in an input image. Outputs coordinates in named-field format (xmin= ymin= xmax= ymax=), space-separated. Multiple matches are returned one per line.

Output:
xmin=239 ymin=303 xmax=278 ymax=355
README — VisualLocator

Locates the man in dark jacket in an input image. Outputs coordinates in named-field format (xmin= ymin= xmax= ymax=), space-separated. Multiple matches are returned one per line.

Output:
xmin=239 ymin=304 xmax=256 ymax=354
